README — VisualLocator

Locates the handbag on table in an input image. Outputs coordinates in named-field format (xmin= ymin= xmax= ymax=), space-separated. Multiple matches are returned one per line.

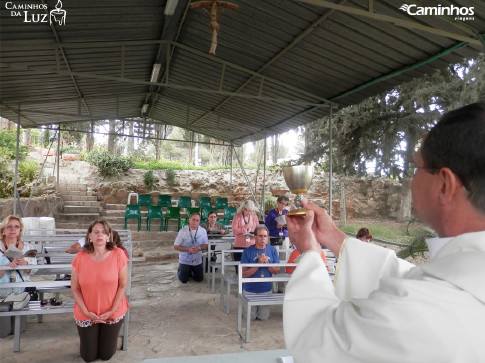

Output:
xmin=2 ymin=292 xmax=30 ymax=310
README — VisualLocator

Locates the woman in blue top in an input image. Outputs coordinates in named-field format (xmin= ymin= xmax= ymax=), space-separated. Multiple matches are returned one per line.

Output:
xmin=265 ymin=195 xmax=289 ymax=247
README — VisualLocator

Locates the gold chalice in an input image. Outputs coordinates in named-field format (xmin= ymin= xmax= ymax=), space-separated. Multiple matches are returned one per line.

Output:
xmin=282 ymin=165 xmax=314 ymax=216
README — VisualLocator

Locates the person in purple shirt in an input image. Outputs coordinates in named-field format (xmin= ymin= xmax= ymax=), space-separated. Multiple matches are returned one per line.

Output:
xmin=265 ymin=195 xmax=289 ymax=243
xmin=265 ymin=195 xmax=290 ymax=292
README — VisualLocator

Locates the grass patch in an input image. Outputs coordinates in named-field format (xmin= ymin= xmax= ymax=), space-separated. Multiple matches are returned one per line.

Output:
xmin=133 ymin=159 xmax=231 ymax=170
xmin=340 ymin=219 xmax=433 ymax=245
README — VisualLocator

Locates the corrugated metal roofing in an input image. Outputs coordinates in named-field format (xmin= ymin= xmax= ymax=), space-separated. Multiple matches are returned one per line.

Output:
xmin=1 ymin=0 xmax=484 ymax=145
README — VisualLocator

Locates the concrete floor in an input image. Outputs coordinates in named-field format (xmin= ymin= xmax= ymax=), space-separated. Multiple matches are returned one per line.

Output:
xmin=0 ymin=260 xmax=288 ymax=362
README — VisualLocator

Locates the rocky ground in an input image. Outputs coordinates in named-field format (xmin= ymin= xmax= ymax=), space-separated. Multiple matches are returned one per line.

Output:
xmin=0 ymin=259 xmax=288 ymax=362
xmin=0 ymin=154 xmax=431 ymax=361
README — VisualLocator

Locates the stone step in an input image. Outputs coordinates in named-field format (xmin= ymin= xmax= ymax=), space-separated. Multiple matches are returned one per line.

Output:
xmin=58 ymin=184 xmax=88 ymax=191
xmin=55 ymin=212 xmax=100 ymax=222
xmin=63 ymin=205 xmax=102 ymax=214
xmin=104 ymin=204 xmax=127 ymax=211
xmin=62 ymin=195 xmax=98 ymax=202
xmin=64 ymin=200 xmax=101 ymax=207
xmin=132 ymin=239 xmax=175 ymax=249
xmin=143 ymin=247 xmax=178 ymax=262
xmin=110 ymin=220 xmax=182 ymax=233
xmin=59 ymin=190 xmax=90 ymax=197
xmin=101 ymin=210 xmax=127 ymax=218
xmin=131 ymin=231 xmax=178 ymax=240
xmin=55 ymin=222 xmax=93 ymax=230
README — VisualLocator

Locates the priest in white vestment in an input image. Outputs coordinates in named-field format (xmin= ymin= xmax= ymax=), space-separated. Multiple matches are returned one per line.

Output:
xmin=283 ymin=102 xmax=485 ymax=363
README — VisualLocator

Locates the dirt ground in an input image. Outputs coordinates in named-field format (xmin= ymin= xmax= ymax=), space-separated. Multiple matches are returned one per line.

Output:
xmin=0 ymin=259 xmax=288 ymax=362
xmin=1 ymin=218 xmax=430 ymax=362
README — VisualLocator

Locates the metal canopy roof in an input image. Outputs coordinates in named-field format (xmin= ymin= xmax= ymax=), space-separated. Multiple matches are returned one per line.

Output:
xmin=1 ymin=0 xmax=484 ymax=146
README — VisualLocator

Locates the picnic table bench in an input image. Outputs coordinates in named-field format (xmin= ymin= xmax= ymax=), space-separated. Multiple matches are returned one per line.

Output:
xmin=236 ymin=262 xmax=297 ymax=343
xmin=219 ymin=248 xmax=294 ymax=315
xmin=0 ymin=229 xmax=132 ymax=353
xmin=204 ymin=234 xmax=234 ymax=293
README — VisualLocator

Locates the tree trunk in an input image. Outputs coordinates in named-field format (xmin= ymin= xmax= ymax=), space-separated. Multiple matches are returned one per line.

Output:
xmin=24 ymin=129 xmax=31 ymax=146
xmin=155 ymin=124 xmax=162 ymax=160
xmin=272 ymin=135 xmax=278 ymax=164
xmin=127 ymin=122 xmax=134 ymax=154
xmin=339 ymin=178 xmax=347 ymax=227
xmin=107 ymin=120 xmax=116 ymax=153
xmin=398 ymin=177 xmax=412 ymax=222
xmin=187 ymin=131 xmax=194 ymax=164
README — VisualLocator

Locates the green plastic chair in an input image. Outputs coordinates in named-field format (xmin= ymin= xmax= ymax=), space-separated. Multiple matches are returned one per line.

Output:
xmin=157 ymin=194 xmax=172 ymax=209
xmin=138 ymin=194 xmax=153 ymax=209
xmin=177 ymin=196 xmax=192 ymax=209
xmin=164 ymin=207 xmax=181 ymax=231
xmin=186 ymin=207 xmax=200 ymax=220
xmin=147 ymin=205 xmax=163 ymax=231
xmin=124 ymin=205 xmax=141 ymax=231
xmin=199 ymin=197 xmax=212 ymax=209
xmin=201 ymin=207 xmax=217 ymax=223
xmin=223 ymin=206 xmax=237 ymax=223
xmin=180 ymin=219 xmax=190 ymax=228
xmin=215 ymin=197 xmax=228 ymax=210
xmin=219 ymin=220 xmax=230 ymax=226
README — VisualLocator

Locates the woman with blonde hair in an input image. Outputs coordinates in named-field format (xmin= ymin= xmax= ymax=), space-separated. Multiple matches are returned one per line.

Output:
xmin=0 ymin=215 xmax=37 ymax=338
xmin=231 ymin=200 xmax=259 ymax=271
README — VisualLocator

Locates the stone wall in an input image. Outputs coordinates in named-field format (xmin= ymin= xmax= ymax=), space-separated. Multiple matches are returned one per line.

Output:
xmin=0 ymin=195 xmax=63 ymax=221
xmin=93 ymin=166 xmax=403 ymax=220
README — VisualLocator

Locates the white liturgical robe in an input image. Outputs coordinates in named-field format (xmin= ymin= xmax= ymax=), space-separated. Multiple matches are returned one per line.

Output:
xmin=284 ymin=231 xmax=485 ymax=363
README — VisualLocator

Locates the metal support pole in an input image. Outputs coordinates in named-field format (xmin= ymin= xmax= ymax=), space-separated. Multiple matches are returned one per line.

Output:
xmin=262 ymin=136 xmax=267 ymax=219
xmin=329 ymin=107 xmax=333 ymax=217
xmin=230 ymin=145 xmax=233 ymax=196
xmin=56 ymin=126 xmax=61 ymax=192
xmin=233 ymin=147 xmax=262 ymax=216
xmin=13 ymin=109 xmax=21 ymax=216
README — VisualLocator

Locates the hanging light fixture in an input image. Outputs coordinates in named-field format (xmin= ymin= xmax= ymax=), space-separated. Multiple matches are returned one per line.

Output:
xmin=150 ymin=63 xmax=161 ymax=83
xmin=164 ymin=0 xmax=179 ymax=16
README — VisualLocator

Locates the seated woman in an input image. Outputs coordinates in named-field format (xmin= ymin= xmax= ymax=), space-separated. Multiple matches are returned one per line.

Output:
xmin=201 ymin=210 xmax=227 ymax=235
xmin=286 ymin=248 xmax=327 ymax=274
xmin=0 ymin=215 xmax=37 ymax=338
xmin=356 ymin=227 xmax=373 ymax=242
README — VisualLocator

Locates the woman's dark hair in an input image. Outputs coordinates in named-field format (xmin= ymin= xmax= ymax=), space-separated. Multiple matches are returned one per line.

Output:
xmin=421 ymin=102 xmax=485 ymax=212
xmin=208 ymin=210 xmax=217 ymax=217
xmin=83 ymin=220 xmax=116 ymax=253
xmin=277 ymin=195 xmax=289 ymax=203
xmin=112 ymin=230 xmax=123 ymax=248
xmin=356 ymin=227 xmax=372 ymax=240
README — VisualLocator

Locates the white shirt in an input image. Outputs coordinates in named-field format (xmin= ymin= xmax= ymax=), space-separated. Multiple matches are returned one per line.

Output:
xmin=284 ymin=232 xmax=485 ymax=362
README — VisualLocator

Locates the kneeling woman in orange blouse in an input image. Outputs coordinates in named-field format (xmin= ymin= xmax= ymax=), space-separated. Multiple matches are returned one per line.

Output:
xmin=71 ymin=220 xmax=129 ymax=362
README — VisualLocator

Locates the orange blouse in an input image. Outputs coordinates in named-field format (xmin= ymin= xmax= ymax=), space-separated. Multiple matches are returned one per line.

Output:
xmin=286 ymin=249 xmax=328 ymax=274
xmin=72 ymin=247 xmax=129 ymax=321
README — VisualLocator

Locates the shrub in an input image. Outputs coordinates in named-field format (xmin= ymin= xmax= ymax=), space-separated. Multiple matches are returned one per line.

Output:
xmin=85 ymin=148 xmax=134 ymax=178
xmin=144 ymin=170 xmax=156 ymax=190
xmin=0 ymin=130 xmax=28 ymax=161
xmin=166 ymin=169 xmax=176 ymax=186
xmin=0 ymin=168 xmax=13 ymax=198
xmin=61 ymin=145 xmax=80 ymax=154
xmin=19 ymin=160 xmax=40 ymax=184
xmin=264 ymin=196 xmax=277 ymax=214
